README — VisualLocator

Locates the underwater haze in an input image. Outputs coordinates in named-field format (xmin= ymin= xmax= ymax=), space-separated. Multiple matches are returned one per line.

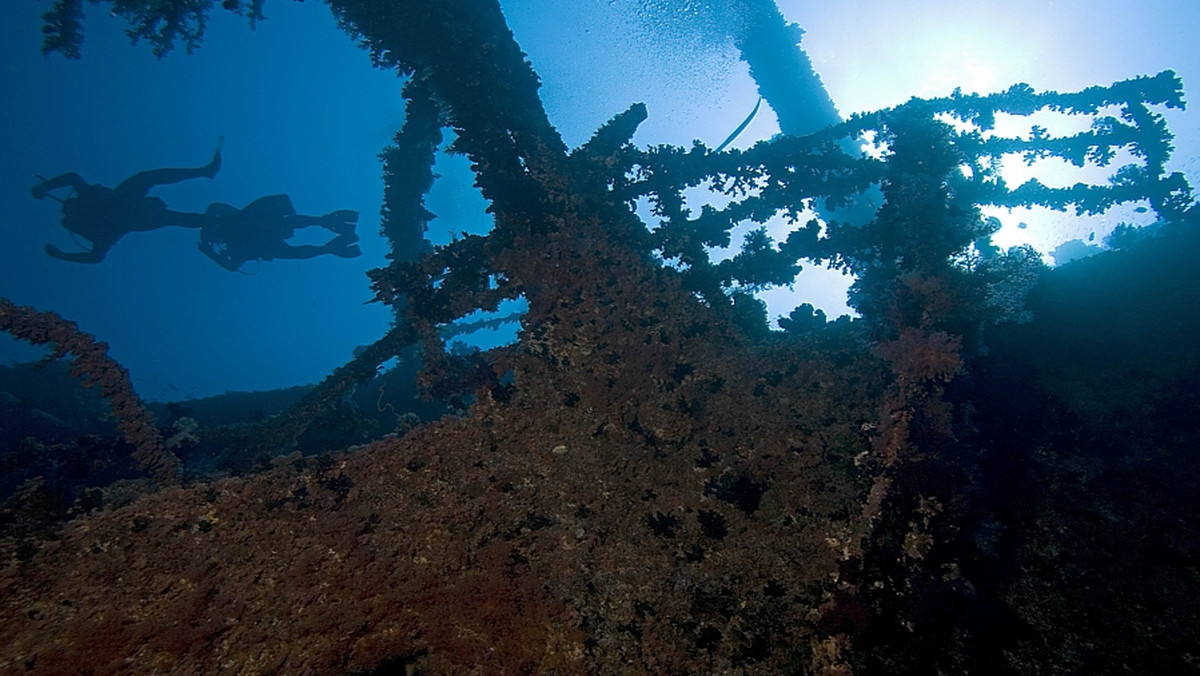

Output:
xmin=3 ymin=1 xmax=1200 ymax=673
xmin=2 ymin=0 xmax=1199 ymax=401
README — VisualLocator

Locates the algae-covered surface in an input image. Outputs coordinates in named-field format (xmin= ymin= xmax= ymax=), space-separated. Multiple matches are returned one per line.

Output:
xmin=2 ymin=1 xmax=1199 ymax=673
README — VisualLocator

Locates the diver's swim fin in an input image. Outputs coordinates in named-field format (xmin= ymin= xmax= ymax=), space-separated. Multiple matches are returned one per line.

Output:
xmin=323 ymin=210 xmax=359 ymax=234
xmin=327 ymin=234 xmax=362 ymax=258
xmin=204 ymin=134 xmax=225 ymax=178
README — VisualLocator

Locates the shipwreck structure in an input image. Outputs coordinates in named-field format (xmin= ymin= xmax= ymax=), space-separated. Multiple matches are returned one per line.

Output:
xmin=3 ymin=0 xmax=1199 ymax=672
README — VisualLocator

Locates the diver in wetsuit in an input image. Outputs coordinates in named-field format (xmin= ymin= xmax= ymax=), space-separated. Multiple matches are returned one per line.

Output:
xmin=31 ymin=138 xmax=224 ymax=263
xmin=197 ymin=195 xmax=361 ymax=272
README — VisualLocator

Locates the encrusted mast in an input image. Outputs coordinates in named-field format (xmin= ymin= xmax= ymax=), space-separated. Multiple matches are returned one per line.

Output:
xmin=32 ymin=0 xmax=1191 ymax=408
xmin=5 ymin=0 xmax=1196 ymax=672
xmin=338 ymin=0 xmax=1190 ymax=374
xmin=0 ymin=299 xmax=181 ymax=485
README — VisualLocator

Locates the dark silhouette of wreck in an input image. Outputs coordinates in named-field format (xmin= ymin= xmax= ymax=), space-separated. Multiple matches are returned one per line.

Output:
xmin=4 ymin=1 xmax=1199 ymax=673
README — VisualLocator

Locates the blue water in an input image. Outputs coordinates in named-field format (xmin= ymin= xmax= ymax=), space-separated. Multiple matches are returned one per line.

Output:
xmin=3 ymin=0 xmax=1200 ymax=402
xmin=2 ymin=3 xmax=1200 ymax=672
xmin=1 ymin=2 xmax=399 ymax=401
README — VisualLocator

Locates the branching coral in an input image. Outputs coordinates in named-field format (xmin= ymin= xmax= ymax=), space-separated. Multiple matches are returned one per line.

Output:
xmin=18 ymin=2 xmax=1200 ymax=672
xmin=52 ymin=0 xmax=1190 ymax=363
xmin=619 ymin=70 xmax=1190 ymax=330
xmin=41 ymin=0 xmax=268 ymax=58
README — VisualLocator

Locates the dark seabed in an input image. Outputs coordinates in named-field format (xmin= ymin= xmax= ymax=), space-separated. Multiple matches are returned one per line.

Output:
xmin=1 ymin=1 xmax=1199 ymax=673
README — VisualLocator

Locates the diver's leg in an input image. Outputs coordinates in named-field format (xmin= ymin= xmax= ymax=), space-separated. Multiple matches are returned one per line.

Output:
xmin=159 ymin=210 xmax=210 ymax=229
xmin=265 ymin=243 xmax=327 ymax=261
xmin=115 ymin=164 xmax=216 ymax=196
xmin=285 ymin=210 xmax=358 ymax=235
xmin=114 ymin=136 xmax=223 ymax=197
xmin=268 ymin=237 xmax=360 ymax=261
xmin=123 ymin=208 xmax=209 ymax=234
xmin=323 ymin=210 xmax=359 ymax=235
xmin=283 ymin=215 xmax=323 ymax=227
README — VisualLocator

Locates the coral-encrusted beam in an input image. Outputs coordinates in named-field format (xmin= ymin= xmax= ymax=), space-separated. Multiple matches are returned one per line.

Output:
xmin=0 ymin=298 xmax=181 ymax=484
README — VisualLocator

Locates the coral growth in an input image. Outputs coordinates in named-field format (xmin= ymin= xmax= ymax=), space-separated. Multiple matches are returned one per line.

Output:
xmin=0 ymin=299 xmax=180 ymax=484
xmin=4 ymin=0 xmax=1199 ymax=673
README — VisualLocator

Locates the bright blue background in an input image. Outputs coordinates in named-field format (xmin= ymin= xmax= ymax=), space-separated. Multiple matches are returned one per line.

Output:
xmin=1 ymin=1 xmax=403 ymax=401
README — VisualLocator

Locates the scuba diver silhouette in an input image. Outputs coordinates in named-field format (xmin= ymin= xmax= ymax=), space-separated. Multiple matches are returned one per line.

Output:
xmin=197 ymin=195 xmax=360 ymax=272
xmin=32 ymin=136 xmax=362 ymax=270
xmin=31 ymin=137 xmax=224 ymax=263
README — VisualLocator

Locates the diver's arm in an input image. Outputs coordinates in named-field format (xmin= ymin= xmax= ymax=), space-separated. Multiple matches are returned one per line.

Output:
xmin=32 ymin=173 xmax=89 ymax=199
xmin=44 ymin=243 xmax=108 ymax=264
